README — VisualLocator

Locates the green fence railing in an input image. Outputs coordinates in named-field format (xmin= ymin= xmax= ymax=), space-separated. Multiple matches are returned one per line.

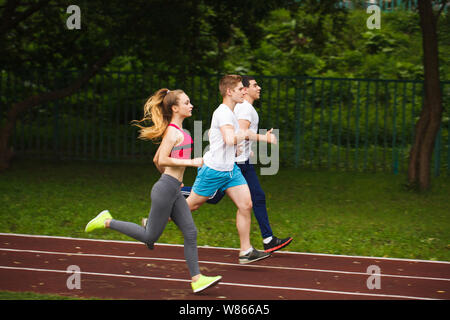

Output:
xmin=1 ymin=70 xmax=449 ymax=175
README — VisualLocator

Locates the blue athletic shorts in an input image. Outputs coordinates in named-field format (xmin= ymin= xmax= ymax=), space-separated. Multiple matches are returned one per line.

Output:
xmin=192 ymin=163 xmax=247 ymax=197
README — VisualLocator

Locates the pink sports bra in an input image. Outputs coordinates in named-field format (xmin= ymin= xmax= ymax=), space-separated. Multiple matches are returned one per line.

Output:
xmin=168 ymin=123 xmax=193 ymax=159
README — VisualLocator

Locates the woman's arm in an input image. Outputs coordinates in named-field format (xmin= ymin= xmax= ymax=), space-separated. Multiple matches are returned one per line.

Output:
xmin=153 ymin=144 xmax=165 ymax=173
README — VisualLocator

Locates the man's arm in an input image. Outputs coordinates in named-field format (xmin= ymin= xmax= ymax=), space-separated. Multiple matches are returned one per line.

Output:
xmin=219 ymin=124 xmax=248 ymax=146
xmin=237 ymin=119 xmax=277 ymax=144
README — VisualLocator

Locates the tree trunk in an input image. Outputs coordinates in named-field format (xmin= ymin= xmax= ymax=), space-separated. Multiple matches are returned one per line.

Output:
xmin=407 ymin=0 xmax=443 ymax=191
xmin=0 ymin=50 xmax=114 ymax=171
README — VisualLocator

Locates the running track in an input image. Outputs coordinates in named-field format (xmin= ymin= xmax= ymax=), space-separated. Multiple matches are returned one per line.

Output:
xmin=0 ymin=233 xmax=449 ymax=300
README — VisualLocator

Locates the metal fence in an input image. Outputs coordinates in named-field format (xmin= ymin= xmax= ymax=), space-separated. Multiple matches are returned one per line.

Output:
xmin=1 ymin=70 xmax=449 ymax=175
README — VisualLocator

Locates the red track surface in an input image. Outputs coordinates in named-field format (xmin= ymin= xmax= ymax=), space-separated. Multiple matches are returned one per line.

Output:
xmin=0 ymin=233 xmax=449 ymax=300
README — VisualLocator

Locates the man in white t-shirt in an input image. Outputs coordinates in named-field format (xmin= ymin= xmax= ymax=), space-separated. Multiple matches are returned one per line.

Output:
xmin=234 ymin=76 xmax=292 ymax=253
xmin=178 ymin=76 xmax=292 ymax=253
xmin=187 ymin=75 xmax=271 ymax=264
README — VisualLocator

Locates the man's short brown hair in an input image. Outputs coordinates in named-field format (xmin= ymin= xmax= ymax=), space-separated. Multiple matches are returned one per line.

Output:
xmin=219 ymin=74 xmax=242 ymax=97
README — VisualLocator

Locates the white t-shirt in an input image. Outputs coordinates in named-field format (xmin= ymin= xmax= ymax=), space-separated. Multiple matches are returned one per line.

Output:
xmin=234 ymin=99 xmax=259 ymax=162
xmin=203 ymin=103 xmax=239 ymax=171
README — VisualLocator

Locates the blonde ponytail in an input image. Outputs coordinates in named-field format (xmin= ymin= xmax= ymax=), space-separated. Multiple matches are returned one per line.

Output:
xmin=132 ymin=88 xmax=183 ymax=142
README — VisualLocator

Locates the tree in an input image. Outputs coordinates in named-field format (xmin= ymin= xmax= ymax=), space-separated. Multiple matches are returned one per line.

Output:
xmin=0 ymin=0 xmax=127 ymax=170
xmin=245 ymin=0 xmax=348 ymax=76
xmin=407 ymin=0 xmax=446 ymax=191
xmin=0 ymin=0 xmax=289 ymax=171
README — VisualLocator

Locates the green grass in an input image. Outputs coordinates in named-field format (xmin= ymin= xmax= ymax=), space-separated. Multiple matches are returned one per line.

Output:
xmin=1 ymin=159 xmax=449 ymax=262
xmin=1 ymin=160 xmax=449 ymax=299
xmin=0 ymin=290 xmax=92 ymax=300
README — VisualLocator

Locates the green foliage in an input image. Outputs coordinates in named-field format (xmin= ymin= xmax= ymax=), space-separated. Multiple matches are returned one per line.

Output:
xmin=1 ymin=0 xmax=291 ymax=74
xmin=3 ymin=2 xmax=448 ymax=78
xmin=221 ymin=7 xmax=449 ymax=80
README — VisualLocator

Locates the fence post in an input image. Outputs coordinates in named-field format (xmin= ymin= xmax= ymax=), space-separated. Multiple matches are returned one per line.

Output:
xmin=392 ymin=81 xmax=399 ymax=175
xmin=53 ymin=72 xmax=60 ymax=160
xmin=294 ymin=85 xmax=301 ymax=168
xmin=328 ymin=80 xmax=334 ymax=169
xmin=355 ymin=80 xmax=361 ymax=171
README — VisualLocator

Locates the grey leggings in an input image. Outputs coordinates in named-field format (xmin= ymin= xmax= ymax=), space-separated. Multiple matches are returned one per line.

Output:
xmin=109 ymin=174 xmax=200 ymax=277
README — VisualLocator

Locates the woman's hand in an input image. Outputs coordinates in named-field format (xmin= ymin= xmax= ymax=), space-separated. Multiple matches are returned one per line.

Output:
xmin=191 ymin=157 xmax=203 ymax=167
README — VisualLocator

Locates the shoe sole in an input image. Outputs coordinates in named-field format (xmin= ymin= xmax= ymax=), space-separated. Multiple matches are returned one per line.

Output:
xmin=264 ymin=237 xmax=293 ymax=253
xmin=239 ymin=252 xmax=271 ymax=264
xmin=193 ymin=276 xmax=222 ymax=293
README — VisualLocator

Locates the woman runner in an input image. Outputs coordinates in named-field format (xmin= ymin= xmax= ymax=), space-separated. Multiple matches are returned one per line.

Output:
xmin=84 ymin=88 xmax=222 ymax=293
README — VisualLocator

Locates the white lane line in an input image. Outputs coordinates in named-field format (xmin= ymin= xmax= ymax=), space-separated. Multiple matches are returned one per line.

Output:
xmin=0 ymin=265 xmax=438 ymax=300
xmin=1 ymin=232 xmax=449 ymax=264
xmin=1 ymin=247 xmax=449 ymax=282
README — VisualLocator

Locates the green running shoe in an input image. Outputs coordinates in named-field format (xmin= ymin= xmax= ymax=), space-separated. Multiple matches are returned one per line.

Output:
xmin=85 ymin=210 xmax=112 ymax=232
xmin=191 ymin=275 xmax=222 ymax=293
